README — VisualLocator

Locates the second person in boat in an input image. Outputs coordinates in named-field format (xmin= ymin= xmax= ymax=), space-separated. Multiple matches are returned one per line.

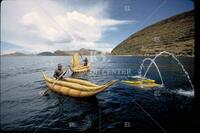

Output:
xmin=83 ymin=57 xmax=88 ymax=66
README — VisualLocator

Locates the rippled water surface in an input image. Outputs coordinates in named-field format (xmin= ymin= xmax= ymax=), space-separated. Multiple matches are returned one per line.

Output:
xmin=1 ymin=56 xmax=194 ymax=132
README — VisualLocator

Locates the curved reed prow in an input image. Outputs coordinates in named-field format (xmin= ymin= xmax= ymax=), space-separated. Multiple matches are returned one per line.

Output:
xmin=104 ymin=80 xmax=118 ymax=87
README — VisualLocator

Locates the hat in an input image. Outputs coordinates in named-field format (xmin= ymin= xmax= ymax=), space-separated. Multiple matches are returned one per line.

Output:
xmin=58 ymin=64 xmax=62 ymax=67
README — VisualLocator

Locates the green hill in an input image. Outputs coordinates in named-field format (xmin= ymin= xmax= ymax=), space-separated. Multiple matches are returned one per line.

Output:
xmin=111 ymin=10 xmax=194 ymax=56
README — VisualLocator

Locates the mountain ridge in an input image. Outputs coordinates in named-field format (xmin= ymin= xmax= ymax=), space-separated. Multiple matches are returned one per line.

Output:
xmin=111 ymin=10 xmax=194 ymax=56
xmin=2 ymin=48 xmax=108 ymax=56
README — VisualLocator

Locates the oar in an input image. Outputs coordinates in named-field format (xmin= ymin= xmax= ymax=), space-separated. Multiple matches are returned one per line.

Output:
xmin=43 ymin=67 xmax=69 ymax=96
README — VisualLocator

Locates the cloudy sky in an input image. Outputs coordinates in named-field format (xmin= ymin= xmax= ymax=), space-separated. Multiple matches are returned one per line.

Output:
xmin=1 ymin=0 xmax=194 ymax=54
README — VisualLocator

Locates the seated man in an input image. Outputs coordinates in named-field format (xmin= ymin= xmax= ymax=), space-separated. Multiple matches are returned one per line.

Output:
xmin=83 ymin=57 xmax=88 ymax=66
xmin=53 ymin=64 xmax=66 ymax=80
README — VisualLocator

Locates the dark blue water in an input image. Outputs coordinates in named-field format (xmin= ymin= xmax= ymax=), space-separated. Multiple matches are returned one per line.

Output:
xmin=1 ymin=56 xmax=194 ymax=132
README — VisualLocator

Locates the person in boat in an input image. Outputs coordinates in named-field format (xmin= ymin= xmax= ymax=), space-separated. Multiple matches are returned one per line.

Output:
xmin=83 ymin=57 xmax=88 ymax=66
xmin=53 ymin=64 xmax=66 ymax=80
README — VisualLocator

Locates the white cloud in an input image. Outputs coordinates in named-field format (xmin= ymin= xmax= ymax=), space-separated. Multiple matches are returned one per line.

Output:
xmin=21 ymin=12 xmax=72 ymax=43
xmin=1 ymin=0 xmax=133 ymax=53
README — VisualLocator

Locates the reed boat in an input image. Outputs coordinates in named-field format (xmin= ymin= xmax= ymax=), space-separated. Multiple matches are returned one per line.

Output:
xmin=70 ymin=53 xmax=90 ymax=73
xmin=122 ymin=79 xmax=161 ymax=89
xmin=69 ymin=64 xmax=90 ymax=73
xmin=42 ymin=72 xmax=117 ymax=97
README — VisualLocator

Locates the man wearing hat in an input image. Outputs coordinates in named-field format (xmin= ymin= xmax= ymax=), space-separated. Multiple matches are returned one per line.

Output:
xmin=53 ymin=64 xmax=66 ymax=80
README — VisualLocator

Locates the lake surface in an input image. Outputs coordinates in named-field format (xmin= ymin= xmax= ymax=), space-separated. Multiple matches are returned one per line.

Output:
xmin=0 ymin=56 xmax=194 ymax=132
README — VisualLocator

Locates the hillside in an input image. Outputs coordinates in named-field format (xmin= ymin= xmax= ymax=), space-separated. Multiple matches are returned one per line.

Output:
xmin=111 ymin=10 xmax=194 ymax=56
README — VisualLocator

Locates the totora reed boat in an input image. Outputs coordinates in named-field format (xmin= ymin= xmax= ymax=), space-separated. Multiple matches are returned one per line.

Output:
xmin=42 ymin=72 xmax=117 ymax=97
xmin=69 ymin=53 xmax=90 ymax=73
xmin=122 ymin=79 xmax=161 ymax=89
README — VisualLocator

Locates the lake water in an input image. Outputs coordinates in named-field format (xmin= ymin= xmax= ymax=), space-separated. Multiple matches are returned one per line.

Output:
xmin=0 ymin=56 xmax=194 ymax=132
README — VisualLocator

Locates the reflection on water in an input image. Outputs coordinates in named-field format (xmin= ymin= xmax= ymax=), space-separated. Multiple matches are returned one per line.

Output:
xmin=1 ymin=56 xmax=194 ymax=132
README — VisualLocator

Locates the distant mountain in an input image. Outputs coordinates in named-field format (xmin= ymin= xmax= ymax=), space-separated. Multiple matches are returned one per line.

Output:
xmin=2 ymin=52 xmax=27 ymax=56
xmin=53 ymin=49 xmax=103 ymax=56
xmin=79 ymin=48 xmax=101 ymax=55
xmin=37 ymin=52 xmax=55 ymax=56
xmin=54 ymin=50 xmax=77 ymax=56
xmin=111 ymin=10 xmax=194 ymax=56
xmin=2 ymin=49 xmax=106 ymax=56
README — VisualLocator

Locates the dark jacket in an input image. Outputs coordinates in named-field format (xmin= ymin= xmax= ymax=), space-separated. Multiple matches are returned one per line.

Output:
xmin=53 ymin=69 xmax=64 ymax=79
xmin=84 ymin=58 xmax=88 ymax=66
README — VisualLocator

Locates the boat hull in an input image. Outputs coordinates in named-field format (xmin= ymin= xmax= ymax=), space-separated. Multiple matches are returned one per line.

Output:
xmin=122 ymin=80 xmax=161 ymax=89
xmin=42 ymin=72 xmax=117 ymax=97
xmin=70 ymin=65 xmax=90 ymax=73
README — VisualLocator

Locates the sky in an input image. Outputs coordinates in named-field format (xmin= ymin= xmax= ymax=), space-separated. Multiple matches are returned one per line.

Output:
xmin=1 ymin=0 xmax=194 ymax=54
